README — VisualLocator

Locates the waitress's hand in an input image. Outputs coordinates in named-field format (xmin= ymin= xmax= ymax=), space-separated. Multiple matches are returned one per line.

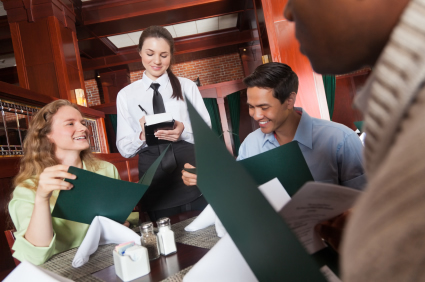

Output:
xmin=36 ymin=165 xmax=76 ymax=201
xmin=139 ymin=116 xmax=146 ymax=141
xmin=182 ymin=163 xmax=197 ymax=186
xmin=155 ymin=120 xmax=184 ymax=142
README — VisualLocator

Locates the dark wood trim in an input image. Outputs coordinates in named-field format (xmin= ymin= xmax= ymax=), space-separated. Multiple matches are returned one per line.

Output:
xmin=90 ymin=102 xmax=117 ymax=115
xmin=8 ymin=23 xmax=30 ymax=90
xmin=0 ymin=81 xmax=56 ymax=106
xmin=82 ymin=29 xmax=258 ymax=70
xmin=82 ymin=0 xmax=241 ymax=25
xmin=0 ymin=81 xmax=105 ymax=119
xmin=3 ymin=0 xmax=77 ymax=32
xmin=336 ymin=68 xmax=372 ymax=79
xmin=0 ymin=16 xmax=11 ymax=41
xmin=0 ymin=67 xmax=19 ymax=85
xmin=0 ymin=158 xmax=20 ymax=179
xmin=77 ymin=105 xmax=105 ymax=119
xmin=78 ymin=0 xmax=247 ymax=39
xmin=199 ymin=79 xmax=246 ymax=98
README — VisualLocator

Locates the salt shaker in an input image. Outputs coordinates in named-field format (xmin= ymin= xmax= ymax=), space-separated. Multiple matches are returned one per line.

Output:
xmin=139 ymin=222 xmax=160 ymax=260
xmin=156 ymin=217 xmax=177 ymax=256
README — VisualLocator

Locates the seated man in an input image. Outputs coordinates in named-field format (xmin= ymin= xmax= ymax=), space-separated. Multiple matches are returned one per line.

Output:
xmin=183 ymin=62 xmax=366 ymax=191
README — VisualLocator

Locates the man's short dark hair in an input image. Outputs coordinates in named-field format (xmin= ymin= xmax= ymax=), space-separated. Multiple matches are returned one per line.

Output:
xmin=243 ymin=62 xmax=299 ymax=104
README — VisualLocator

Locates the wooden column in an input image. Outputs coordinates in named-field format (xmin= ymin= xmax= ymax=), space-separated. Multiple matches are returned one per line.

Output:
xmin=254 ymin=0 xmax=330 ymax=120
xmin=3 ymin=0 xmax=86 ymax=103
xmin=216 ymin=95 xmax=233 ymax=154
xmin=99 ymin=68 xmax=131 ymax=104
xmin=239 ymin=44 xmax=263 ymax=77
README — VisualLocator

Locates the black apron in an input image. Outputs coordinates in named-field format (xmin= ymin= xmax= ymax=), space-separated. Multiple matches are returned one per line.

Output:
xmin=138 ymin=140 xmax=202 ymax=211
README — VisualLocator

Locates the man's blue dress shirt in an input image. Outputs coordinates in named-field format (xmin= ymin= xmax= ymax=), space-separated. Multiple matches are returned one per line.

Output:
xmin=237 ymin=108 xmax=366 ymax=190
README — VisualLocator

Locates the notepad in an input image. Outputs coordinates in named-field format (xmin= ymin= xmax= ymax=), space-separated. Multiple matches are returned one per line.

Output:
xmin=144 ymin=113 xmax=175 ymax=146
xmin=145 ymin=113 xmax=174 ymax=126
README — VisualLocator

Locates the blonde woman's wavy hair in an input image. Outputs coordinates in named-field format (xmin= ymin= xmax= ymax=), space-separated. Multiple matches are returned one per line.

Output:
xmin=13 ymin=99 xmax=99 ymax=190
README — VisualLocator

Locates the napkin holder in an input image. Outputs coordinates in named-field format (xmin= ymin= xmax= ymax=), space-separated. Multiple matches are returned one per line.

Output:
xmin=113 ymin=246 xmax=150 ymax=281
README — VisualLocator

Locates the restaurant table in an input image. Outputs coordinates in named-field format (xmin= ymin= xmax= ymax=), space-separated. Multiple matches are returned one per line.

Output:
xmin=40 ymin=211 xmax=220 ymax=282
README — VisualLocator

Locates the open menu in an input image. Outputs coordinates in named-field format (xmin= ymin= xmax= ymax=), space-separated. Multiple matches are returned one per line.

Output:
xmin=259 ymin=178 xmax=361 ymax=254
xmin=51 ymin=145 xmax=170 ymax=225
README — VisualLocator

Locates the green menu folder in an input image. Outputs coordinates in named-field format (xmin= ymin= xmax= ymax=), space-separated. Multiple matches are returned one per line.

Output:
xmin=52 ymin=146 xmax=169 ymax=225
xmin=187 ymin=100 xmax=327 ymax=282
xmin=354 ymin=121 xmax=364 ymax=133
xmin=240 ymin=141 xmax=314 ymax=196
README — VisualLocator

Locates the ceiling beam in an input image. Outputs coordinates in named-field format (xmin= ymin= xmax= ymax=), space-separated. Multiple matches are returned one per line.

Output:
xmin=78 ymin=0 xmax=250 ymax=39
xmin=82 ymin=28 xmax=258 ymax=70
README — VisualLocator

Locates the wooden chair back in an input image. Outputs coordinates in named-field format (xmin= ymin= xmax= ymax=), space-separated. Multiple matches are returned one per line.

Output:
xmin=4 ymin=230 xmax=20 ymax=266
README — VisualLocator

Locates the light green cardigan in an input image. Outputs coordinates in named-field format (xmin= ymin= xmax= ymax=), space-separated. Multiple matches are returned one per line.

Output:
xmin=9 ymin=161 xmax=121 ymax=265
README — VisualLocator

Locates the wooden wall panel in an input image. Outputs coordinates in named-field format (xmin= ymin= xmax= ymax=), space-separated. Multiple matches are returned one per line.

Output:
xmin=61 ymin=24 xmax=78 ymax=69
xmin=258 ymin=0 xmax=329 ymax=120
xmin=19 ymin=20 xmax=54 ymax=65
xmin=275 ymin=22 xmax=322 ymax=118
xmin=239 ymin=44 xmax=263 ymax=76
xmin=26 ymin=63 xmax=60 ymax=97
xmin=333 ymin=73 xmax=369 ymax=130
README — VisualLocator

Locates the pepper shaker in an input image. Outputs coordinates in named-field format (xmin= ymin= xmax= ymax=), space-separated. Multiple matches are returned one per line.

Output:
xmin=156 ymin=217 xmax=177 ymax=256
xmin=139 ymin=222 xmax=160 ymax=260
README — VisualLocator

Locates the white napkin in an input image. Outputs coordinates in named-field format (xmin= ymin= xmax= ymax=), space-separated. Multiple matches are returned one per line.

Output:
xmin=72 ymin=216 xmax=141 ymax=268
xmin=184 ymin=204 xmax=227 ymax=237
xmin=4 ymin=261 xmax=73 ymax=282
xmin=184 ymin=178 xmax=289 ymax=281
xmin=184 ymin=204 xmax=215 ymax=231
xmin=183 ymin=234 xmax=257 ymax=282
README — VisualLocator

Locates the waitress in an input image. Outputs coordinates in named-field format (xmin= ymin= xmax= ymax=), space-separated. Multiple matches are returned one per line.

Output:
xmin=116 ymin=25 xmax=211 ymax=221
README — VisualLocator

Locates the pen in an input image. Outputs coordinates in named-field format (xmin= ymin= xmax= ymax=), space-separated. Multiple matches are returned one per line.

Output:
xmin=138 ymin=105 xmax=148 ymax=115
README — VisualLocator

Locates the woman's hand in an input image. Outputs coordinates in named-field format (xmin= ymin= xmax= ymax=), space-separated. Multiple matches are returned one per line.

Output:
xmin=182 ymin=163 xmax=197 ymax=186
xmin=139 ymin=116 xmax=146 ymax=141
xmin=36 ymin=165 xmax=76 ymax=201
xmin=155 ymin=120 xmax=184 ymax=142
xmin=26 ymin=165 xmax=76 ymax=247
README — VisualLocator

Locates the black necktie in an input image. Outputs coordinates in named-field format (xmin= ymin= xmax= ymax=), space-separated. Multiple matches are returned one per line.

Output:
xmin=151 ymin=83 xmax=166 ymax=114
xmin=150 ymin=83 xmax=176 ymax=174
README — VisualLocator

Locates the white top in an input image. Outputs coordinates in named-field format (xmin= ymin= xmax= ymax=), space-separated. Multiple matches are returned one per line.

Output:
xmin=116 ymin=72 xmax=211 ymax=158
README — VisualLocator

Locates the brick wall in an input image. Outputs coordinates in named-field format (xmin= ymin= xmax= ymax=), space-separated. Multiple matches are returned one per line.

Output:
xmin=84 ymin=79 xmax=101 ymax=107
xmin=171 ymin=53 xmax=244 ymax=85
xmin=86 ymin=52 xmax=244 ymax=105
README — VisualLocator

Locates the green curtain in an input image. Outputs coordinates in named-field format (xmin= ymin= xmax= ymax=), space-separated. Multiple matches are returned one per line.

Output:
xmin=203 ymin=98 xmax=224 ymax=142
xmin=108 ymin=114 xmax=118 ymax=135
xmin=227 ymin=91 xmax=241 ymax=156
xmin=322 ymin=75 xmax=336 ymax=120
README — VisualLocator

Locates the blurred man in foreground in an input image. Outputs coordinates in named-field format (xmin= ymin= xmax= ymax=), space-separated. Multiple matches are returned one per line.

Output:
xmin=284 ymin=0 xmax=425 ymax=281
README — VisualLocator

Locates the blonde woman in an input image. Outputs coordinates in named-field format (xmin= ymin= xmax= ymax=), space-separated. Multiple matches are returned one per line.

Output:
xmin=8 ymin=100 xmax=120 ymax=265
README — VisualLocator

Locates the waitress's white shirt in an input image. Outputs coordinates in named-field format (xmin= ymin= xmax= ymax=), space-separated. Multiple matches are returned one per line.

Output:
xmin=116 ymin=72 xmax=212 ymax=158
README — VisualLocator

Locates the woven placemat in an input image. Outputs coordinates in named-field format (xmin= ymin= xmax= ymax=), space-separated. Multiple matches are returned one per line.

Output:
xmin=171 ymin=218 xmax=220 ymax=250
xmin=40 ymin=217 xmax=219 ymax=281
xmin=161 ymin=266 xmax=193 ymax=282
xmin=40 ymin=244 xmax=115 ymax=282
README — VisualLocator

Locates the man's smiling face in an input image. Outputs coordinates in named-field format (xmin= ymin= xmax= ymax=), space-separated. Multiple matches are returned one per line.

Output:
xmin=247 ymin=87 xmax=292 ymax=134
